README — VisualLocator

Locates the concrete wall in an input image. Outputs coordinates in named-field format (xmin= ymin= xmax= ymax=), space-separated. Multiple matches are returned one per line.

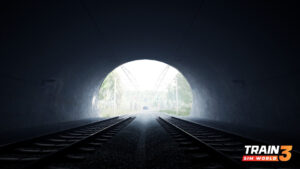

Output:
xmin=0 ymin=1 xmax=299 ymax=140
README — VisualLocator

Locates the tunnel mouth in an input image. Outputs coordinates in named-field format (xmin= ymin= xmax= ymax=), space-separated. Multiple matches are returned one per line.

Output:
xmin=93 ymin=59 xmax=193 ymax=117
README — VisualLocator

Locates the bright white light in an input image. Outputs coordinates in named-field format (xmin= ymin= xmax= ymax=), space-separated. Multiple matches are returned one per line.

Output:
xmin=96 ymin=59 xmax=193 ymax=117
xmin=116 ymin=60 xmax=178 ymax=91
xmin=92 ymin=95 xmax=96 ymax=106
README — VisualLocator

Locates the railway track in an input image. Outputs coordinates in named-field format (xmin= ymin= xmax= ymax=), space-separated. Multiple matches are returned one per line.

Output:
xmin=157 ymin=116 xmax=300 ymax=169
xmin=0 ymin=116 xmax=135 ymax=169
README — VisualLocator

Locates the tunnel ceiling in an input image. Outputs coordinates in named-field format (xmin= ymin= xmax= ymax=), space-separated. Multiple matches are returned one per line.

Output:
xmin=0 ymin=0 xmax=299 ymax=134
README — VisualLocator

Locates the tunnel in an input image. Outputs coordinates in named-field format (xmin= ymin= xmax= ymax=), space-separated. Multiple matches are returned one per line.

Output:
xmin=0 ymin=0 xmax=299 ymax=168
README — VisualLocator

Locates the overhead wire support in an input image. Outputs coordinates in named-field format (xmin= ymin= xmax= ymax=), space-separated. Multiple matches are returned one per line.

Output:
xmin=154 ymin=66 xmax=169 ymax=90
xmin=152 ymin=65 xmax=170 ymax=109
xmin=120 ymin=65 xmax=140 ymax=112
xmin=120 ymin=66 xmax=139 ymax=90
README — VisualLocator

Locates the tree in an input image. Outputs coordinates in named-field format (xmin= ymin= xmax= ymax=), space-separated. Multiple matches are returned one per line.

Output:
xmin=163 ymin=73 xmax=193 ymax=116
xmin=97 ymin=71 xmax=123 ymax=116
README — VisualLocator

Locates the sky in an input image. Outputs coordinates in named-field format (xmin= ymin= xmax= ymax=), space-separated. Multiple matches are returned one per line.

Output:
xmin=114 ymin=60 xmax=179 ymax=91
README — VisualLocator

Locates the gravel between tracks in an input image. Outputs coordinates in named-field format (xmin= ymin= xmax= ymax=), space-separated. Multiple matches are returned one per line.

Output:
xmin=79 ymin=112 xmax=193 ymax=169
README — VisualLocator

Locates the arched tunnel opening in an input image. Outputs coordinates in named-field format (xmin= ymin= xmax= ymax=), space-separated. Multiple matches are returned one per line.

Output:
xmin=94 ymin=59 xmax=193 ymax=117
xmin=0 ymin=0 xmax=299 ymax=168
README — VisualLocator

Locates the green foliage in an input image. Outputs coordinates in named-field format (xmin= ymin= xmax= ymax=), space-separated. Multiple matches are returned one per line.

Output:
xmin=97 ymin=71 xmax=124 ymax=116
xmin=98 ymin=71 xmax=122 ymax=102
xmin=160 ymin=107 xmax=191 ymax=116
xmin=176 ymin=73 xmax=193 ymax=104
xmin=162 ymin=72 xmax=193 ymax=116
xmin=96 ymin=68 xmax=193 ymax=117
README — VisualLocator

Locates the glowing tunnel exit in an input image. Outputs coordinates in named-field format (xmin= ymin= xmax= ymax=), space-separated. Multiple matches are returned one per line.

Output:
xmin=93 ymin=60 xmax=193 ymax=117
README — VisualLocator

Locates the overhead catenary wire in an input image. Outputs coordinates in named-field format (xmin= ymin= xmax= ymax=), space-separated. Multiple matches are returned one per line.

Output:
xmin=174 ymin=0 xmax=205 ymax=54
xmin=79 ymin=0 xmax=117 ymax=56
xmin=152 ymin=65 xmax=170 ymax=108
xmin=120 ymin=66 xmax=139 ymax=90
xmin=120 ymin=65 xmax=141 ymax=111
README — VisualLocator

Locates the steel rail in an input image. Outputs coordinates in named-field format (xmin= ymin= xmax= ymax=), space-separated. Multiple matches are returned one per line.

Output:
xmin=160 ymin=116 xmax=300 ymax=169
xmin=158 ymin=117 xmax=245 ymax=169
xmin=0 ymin=116 xmax=119 ymax=152
xmin=170 ymin=116 xmax=300 ymax=158
xmin=23 ymin=116 xmax=134 ymax=169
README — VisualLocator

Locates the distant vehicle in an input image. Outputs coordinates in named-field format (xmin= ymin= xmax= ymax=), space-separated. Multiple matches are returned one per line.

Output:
xmin=142 ymin=106 xmax=149 ymax=110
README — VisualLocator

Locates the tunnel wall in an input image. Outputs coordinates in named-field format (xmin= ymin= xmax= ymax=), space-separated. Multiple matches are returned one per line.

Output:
xmin=0 ymin=1 xmax=299 ymax=140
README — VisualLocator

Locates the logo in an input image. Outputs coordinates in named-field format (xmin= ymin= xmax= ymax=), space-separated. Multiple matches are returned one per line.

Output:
xmin=242 ymin=145 xmax=293 ymax=162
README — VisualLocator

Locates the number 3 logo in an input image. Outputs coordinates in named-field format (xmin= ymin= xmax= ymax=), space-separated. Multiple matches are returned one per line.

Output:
xmin=279 ymin=145 xmax=293 ymax=161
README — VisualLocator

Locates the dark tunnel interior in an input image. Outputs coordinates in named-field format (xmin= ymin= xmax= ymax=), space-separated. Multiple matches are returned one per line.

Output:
xmin=0 ymin=0 xmax=299 ymax=152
